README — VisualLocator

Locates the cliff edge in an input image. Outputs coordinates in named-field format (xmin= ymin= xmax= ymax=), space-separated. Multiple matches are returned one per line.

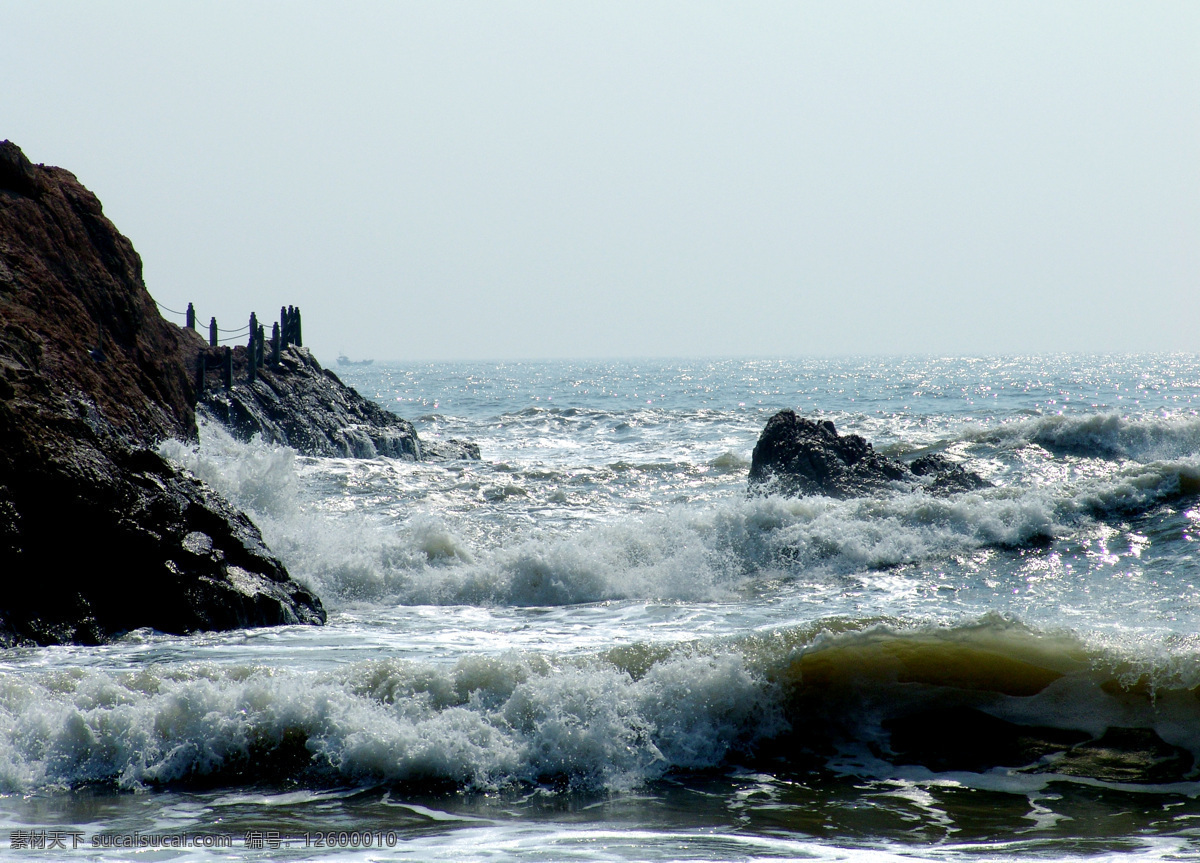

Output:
xmin=0 ymin=141 xmax=325 ymax=645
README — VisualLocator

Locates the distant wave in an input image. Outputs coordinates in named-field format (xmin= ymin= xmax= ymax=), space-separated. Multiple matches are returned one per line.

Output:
xmin=0 ymin=616 xmax=1196 ymax=794
xmin=970 ymin=413 xmax=1200 ymax=461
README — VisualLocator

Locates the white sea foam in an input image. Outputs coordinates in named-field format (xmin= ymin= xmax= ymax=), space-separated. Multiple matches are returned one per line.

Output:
xmin=0 ymin=649 xmax=778 ymax=794
xmin=158 ymin=422 xmax=1200 ymax=610
xmin=159 ymin=423 xmax=300 ymax=521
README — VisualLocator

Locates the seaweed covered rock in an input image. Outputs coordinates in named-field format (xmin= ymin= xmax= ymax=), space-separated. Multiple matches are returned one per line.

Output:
xmin=196 ymin=344 xmax=480 ymax=460
xmin=748 ymin=409 xmax=988 ymax=498
xmin=0 ymin=141 xmax=325 ymax=645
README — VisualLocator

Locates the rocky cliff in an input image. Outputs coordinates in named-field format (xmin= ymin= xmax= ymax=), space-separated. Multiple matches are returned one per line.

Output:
xmin=748 ymin=409 xmax=989 ymax=498
xmin=0 ymin=141 xmax=325 ymax=645
xmin=196 ymin=344 xmax=480 ymax=461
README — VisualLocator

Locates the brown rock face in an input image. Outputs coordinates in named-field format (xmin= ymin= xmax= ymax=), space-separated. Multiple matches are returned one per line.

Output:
xmin=0 ymin=141 xmax=325 ymax=645
xmin=0 ymin=141 xmax=195 ymax=442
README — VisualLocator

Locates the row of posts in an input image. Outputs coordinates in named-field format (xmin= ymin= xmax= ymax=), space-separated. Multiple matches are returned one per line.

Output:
xmin=188 ymin=303 xmax=303 ymax=393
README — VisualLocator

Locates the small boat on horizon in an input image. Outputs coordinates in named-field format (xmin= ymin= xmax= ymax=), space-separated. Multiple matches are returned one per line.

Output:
xmin=337 ymin=354 xmax=374 ymax=367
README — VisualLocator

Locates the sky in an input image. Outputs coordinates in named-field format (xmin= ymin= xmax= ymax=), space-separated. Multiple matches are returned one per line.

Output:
xmin=2 ymin=1 xmax=1197 ymax=362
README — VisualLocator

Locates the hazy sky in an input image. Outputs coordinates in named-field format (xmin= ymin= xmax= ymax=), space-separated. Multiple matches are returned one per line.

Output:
xmin=3 ymin=2 xmax=1197 ymax=361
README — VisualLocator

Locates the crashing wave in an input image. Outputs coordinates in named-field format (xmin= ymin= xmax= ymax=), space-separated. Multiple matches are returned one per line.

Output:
xmin=0 ymin=616 xmax=1196 ymax=794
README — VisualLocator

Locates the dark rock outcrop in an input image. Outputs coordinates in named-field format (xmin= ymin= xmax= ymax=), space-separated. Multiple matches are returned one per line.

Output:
xmin=196 ymin=345 xmax=480 ymax=460
xmin=0 ymin=141 xmax=325 ymax=646
xmin=748 ymin=410 xmax=989 ymax=499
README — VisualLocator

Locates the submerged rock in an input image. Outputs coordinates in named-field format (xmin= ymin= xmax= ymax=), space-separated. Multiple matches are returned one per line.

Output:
xmin=1039 ymin=725 xmax=1195 ymax=784
xmin=197 ymin=344 xmax=480 ymax=461
xmin=909 ymin=452 xmax=991 ymax=495
xmin=885 ymin=707 xmax=1091 ymax=773
xmin=748 ymin=409 xmax=988 ymax=498
xmin=0 ymin=141 xmax=325 ymax=646
xmin=885 ymin=708 xmax=1193 ymax=782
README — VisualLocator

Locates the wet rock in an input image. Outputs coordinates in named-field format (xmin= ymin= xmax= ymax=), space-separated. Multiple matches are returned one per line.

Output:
xmin=749 ymin=410 xmax=909 ymax=498
xmin=197 ymin=345 xmax=480 ymax=461
xmin=0 ymin=141 xmax=325 ymax=646
xmin=748 ymin=410 xmax=988 ymax=498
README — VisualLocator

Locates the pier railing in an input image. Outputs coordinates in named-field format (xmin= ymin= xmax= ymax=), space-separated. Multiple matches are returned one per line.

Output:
xmin=155 ymin=300 xmax=304 ymax=392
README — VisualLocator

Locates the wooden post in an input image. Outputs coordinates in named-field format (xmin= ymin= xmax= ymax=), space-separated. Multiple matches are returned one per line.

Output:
xmin=279 ymin=306 xmax=288 ymax=350
xmin=186 ymin=302 xmax=196 ymax=330
xmin=222 ymin=346 xmax=233 ymax=390
xmin=272 ymin=322 xmax=281 ymax=364
xmin=256 ymin=324 xmax=266 ymax=367
xmin=294 ymin=307 xmax=302 ymax=347
xmin=247 ymin=311 xmax=258 ymax=382
xmin=247 ymin=328 xmax=257 ymax=384
xmin=209 ymin=317 xmax=218 ymax=347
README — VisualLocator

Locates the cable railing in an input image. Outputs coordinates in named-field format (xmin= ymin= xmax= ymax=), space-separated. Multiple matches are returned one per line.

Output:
xmin=153 ymin=299 xmax=251 ymax=333
xmin=154 ymin=300 xmax=305 ymax=392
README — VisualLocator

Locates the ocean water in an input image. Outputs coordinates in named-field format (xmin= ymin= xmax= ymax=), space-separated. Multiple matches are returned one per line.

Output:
xmin=4 ymin=354 xmax=1200 ymax=861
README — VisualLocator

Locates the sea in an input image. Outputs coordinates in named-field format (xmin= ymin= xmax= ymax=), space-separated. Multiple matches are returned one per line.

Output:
xmin=3 ymin=354 xmax=1200 ymax=861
